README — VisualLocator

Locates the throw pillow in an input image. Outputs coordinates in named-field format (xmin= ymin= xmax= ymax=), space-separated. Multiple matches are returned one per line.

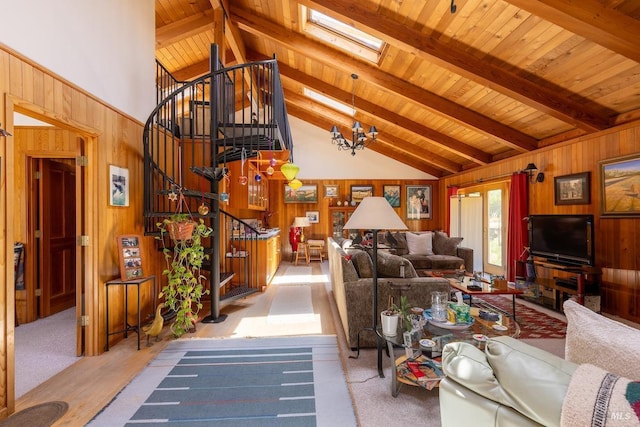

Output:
xmin=564 ymin=299 xmax=640 ymax=381
xmin=405 ymin=231 xmax=434 ymax=255
xmin=433 ymin=231 xmax=463 ymax=256
xmin=393 ymin=232 xmax=408 ymax=256
xmin=384 ymin=230 xmax=398 ymax=247
xmin=347 ymin=250 xmax=373 ymax=278
xmin=376 ymin=250 xmax=418 ymax=278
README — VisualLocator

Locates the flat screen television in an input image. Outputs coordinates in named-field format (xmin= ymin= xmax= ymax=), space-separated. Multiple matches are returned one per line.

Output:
xmin=528 ymin=214 xmax=595 ymax=266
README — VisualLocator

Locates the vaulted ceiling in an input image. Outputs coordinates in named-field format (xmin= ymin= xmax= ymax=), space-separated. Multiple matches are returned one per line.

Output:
xmin=155 ymin=0 xmax=640 ymax=178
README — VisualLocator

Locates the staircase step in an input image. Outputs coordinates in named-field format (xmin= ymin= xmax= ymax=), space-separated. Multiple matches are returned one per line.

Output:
xmin=190 ymin=166 xmax=228 ymax=182
xmin=220 ymin=286 xmax=259 ymax=302
xmin=219 ymin=271 xmax=235 ymax=288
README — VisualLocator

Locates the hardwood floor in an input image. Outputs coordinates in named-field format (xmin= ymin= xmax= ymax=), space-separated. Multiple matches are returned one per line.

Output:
xmin=15 ymin=261 xmax=333 ymax=426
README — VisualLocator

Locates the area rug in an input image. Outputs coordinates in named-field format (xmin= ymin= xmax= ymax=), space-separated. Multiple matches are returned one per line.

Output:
xmin=88 ymin=336 xmax=356 ymax=427
xmin=0 ymin=401 xmax=68 ymax=427
xmin=267 ymin=285 xmax=315 ymax=324
xmin=477 ymin=295 xmax=567 ymax=339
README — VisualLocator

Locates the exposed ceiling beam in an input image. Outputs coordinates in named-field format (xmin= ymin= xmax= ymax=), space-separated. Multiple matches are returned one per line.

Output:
xmin=156 ymin=9 xmax=215 ymax=49
xmin=301 ymin=0 xmax=611 ymax=132
xmin=284 ymin=90 xmax=457 ymax=174
xmin=230 ymin=6 xmax=539 ymax=153
xmin=274 ymin=61 xmax=490 ymax=165
xmin=286 ymin=103 xmax=445 ymax=177
xmin=504 ymin=0 xmax=640 ymax=64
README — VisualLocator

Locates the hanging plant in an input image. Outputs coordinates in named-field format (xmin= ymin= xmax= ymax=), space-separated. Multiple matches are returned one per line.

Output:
xmin=156 ymin=191 xmax=213 ymax=337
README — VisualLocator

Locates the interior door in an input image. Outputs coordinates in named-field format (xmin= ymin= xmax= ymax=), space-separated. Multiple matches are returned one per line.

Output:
xmin=39 ymin=159 xmax=76 ymax=317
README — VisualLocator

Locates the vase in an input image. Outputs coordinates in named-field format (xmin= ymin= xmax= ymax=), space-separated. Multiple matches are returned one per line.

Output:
xmin=380 ymin=312 xmax=399 ymax=336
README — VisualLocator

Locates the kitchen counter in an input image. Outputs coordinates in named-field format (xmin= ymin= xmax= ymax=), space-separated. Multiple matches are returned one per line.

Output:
xmin=230 ymin=228 xmax=280 ymax=240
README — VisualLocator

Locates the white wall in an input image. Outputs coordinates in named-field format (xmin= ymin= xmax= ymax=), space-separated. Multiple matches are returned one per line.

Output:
xmin=289 ymin=116 xmax=436 ymax=180
xmin=0 ymin=0 xmax=155 ymax=123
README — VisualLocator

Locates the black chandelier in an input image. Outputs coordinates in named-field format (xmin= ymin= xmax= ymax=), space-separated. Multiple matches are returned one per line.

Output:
xmin=329 ymin=74 xmax=377 ymax=156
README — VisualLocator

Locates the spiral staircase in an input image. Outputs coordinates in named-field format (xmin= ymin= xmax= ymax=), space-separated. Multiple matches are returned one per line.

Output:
xmin=142 ymin=44 xmax=293 ymax=322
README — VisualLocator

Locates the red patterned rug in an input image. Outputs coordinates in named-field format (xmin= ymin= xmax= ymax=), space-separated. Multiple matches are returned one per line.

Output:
xmin=476 ymin=295 xmax=567 ymax=339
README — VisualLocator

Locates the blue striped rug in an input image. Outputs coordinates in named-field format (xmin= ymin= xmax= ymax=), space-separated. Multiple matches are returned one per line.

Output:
xmin=89 ymin=336 xmax=356 ymax=426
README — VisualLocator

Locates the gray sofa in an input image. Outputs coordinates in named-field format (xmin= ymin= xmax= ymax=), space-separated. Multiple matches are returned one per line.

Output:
xmin=439 ymin=300 xmax=640 ymax=427
xmin=378 ymin=230 xmax=474 ymax=272
xmin=327 ymin=237 xmax=450 ymax=349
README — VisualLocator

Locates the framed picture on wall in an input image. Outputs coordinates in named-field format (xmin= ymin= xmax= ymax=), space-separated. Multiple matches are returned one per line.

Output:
xmin=383 ymin=185 xmax=401 ymax=207
xmin=306 ymin=211 xmax=320 ymax=223
xmin=109 ymin=165 xmax=129 ymax=207
xmin=554 ymin=172 xmax=590 ymax=205
xmin=284 ymin=184 xmax=318 ymax=203
xmin=406 ymin=185 xmax=431 ymax=220
xmin=600 ymin=154 xmax=640 ymax=217
xmin=324 ymin=184 xmax=339 ymax=198
xmin=350 ymin=185 xmax=373 ymax=203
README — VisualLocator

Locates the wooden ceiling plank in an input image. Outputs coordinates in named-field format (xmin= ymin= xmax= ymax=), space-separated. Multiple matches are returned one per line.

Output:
xmin=283 ymin=88 xmax=461 ymax=174
xmin=301 ymin=0 xmax=610 ymax=132
xmin=504 ymin=0 xmax=640 ymax=64
xmin=230 ymin=6 xmax=539 ymax=152
xmin=277 ymin=62 xmax=491 ymax=165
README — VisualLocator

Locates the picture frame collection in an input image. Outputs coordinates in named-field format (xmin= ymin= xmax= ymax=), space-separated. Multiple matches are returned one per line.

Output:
xmin=313 ymin=183 xmax=433 ymax=221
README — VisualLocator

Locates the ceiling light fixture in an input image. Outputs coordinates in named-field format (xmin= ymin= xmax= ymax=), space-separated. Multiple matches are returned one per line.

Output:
xmin=329 ymin=74 xmax=377 ymax=156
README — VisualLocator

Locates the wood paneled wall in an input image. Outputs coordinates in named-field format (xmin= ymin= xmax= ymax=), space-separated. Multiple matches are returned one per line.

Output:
xmin=0 ymin=46 xmax=163 ymax=413
xmin=264 ymin=178 xmax=440 ymax=259
xmin=441 ymin=120 xmax=640 ymax=323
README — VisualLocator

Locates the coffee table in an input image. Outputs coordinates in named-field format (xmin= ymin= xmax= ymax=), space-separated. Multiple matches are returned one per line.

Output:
xmin=384 ymin=306 xmax=520 ymax=397
xmin=448 ymin=278 xmax=524 ymax=321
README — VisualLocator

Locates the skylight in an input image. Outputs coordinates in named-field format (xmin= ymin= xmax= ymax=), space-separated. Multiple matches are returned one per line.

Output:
xmin=303 ymin=88 xmax=353 ymax=116
xmin=305 ymin=9 xmax=384 ymax=63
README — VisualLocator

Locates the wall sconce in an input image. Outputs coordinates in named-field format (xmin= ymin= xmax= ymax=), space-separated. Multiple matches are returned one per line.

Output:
xmin=0 ymin=122 xmax=11 ymax=137
xmin=524 ymin=163 xmax=544 ymax=183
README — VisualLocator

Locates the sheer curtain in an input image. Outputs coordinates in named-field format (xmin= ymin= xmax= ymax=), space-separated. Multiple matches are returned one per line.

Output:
xmin=507 ymin=172 xmax=529 ymax=282
xmin=449 ymin=194 xmax=483 ymax=272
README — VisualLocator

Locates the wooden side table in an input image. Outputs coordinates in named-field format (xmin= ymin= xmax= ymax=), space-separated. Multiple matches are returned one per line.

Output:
xmin=105 ymin=275 xmax=156 ymax=351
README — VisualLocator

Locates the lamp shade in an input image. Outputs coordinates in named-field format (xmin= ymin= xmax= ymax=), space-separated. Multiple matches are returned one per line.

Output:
xmin=281 ymin=162 xmax=300 ymax=181
xmin=292 ymin=216 xmax=311 ymax=228
xmin=344 ymin=197 xmax=408 ymax=231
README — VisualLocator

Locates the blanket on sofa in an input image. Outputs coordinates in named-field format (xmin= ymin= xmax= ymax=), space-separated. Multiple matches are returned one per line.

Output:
xmin=561 ymin=363 xmax=640 ymax=427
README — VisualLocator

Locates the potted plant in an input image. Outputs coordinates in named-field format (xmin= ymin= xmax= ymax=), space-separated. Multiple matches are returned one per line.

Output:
xmin=157 ymin=213 xmax=213 ymax=337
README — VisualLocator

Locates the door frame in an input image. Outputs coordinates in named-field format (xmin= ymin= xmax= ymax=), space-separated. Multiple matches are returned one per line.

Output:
xmin=4 ymin=95 xmax=99 ymax=410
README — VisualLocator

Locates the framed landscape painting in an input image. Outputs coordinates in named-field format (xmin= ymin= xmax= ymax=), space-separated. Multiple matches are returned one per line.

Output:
xmin=600 ymin=154 xmax=640 ymax=217
xmin=350 ymin=185 xmax=373 ymax=203
xmin=406 ymin=185 xmax=431 ymax=220
xmin=284 ymin=184 xmax=318 ymax=203
xmin=383 ymin=185 xmax=401 ymax=207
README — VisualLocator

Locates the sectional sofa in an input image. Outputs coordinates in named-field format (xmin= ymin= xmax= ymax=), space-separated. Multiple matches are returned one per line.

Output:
xmin=327 ymin=237 xmax=450 ymax=349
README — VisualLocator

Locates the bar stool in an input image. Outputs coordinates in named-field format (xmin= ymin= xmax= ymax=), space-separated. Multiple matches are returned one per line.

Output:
xmin=307 ymin=239 xmax=325 ymax=262
xmin=295 ymin=242 xmax=309 ymax=265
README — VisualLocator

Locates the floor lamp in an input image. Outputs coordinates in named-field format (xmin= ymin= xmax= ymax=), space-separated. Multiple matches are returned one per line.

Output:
xmin=344 ymin=197 xmax=407 ymax=377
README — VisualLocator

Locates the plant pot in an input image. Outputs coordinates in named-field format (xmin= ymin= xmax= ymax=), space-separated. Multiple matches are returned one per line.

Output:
xmin=381 ymin=312 xmax=399 ymax=336
xmin=166 ymin=220 xmax=196 ymax=241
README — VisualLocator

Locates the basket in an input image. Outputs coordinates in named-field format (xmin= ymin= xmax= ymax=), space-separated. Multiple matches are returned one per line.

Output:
xmin=166 ymin=220 xmax=196 ymax=241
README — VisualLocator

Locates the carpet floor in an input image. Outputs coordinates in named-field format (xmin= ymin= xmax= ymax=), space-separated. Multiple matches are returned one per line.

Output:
xmin=477 ymin=295 xmax=567 ymax=339
xmin=88 ymin=335 xmax=356 ymax=427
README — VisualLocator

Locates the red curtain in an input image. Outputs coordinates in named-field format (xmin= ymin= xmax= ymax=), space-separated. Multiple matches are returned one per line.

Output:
xmin=446 ymin=186 xmax=459 ymax=236
xmin=507 ymin=173 xmax=528 ymax=282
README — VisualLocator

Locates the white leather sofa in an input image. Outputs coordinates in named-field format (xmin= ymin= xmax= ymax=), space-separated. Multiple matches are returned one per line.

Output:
xmin=439 ymin=300 xmax=640 ymax=427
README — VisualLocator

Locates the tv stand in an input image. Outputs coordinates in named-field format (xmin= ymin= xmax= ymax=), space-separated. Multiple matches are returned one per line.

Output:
xmin=520 ymin=260 xmax=601 ymax=312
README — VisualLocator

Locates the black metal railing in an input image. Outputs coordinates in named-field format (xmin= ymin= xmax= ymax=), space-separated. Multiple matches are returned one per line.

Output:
xmin=143 ymin=43 xmax=292 ymax=320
